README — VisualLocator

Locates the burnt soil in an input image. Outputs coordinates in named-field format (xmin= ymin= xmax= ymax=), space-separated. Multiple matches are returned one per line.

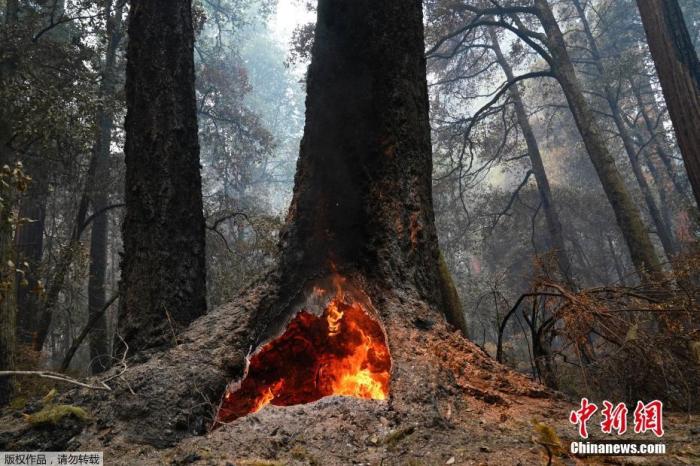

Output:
xmin=1 ymin=285 xmax=699 ymax=465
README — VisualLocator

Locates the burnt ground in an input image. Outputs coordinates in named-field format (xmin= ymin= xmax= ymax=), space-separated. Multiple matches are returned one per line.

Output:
xmin=2 ymin=287 xmax=699 ymax=465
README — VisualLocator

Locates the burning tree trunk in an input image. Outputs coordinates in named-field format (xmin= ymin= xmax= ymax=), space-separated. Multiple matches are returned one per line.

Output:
xmin=267 ymin=0 xmax=465 ymax=338
xmin=217 ymin=0 xmax=466 ymax=422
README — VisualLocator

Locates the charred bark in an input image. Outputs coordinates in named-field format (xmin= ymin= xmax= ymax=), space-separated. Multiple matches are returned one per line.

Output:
xmin=636 ymin=0 xmax=700 ymax=209
xmin=534 ymin=0 xmax=664 ymax=281
xmin=119 ymin=0 xmax=207 ymax=353
xmin=266 ymin=0 xmax=465 ymax=339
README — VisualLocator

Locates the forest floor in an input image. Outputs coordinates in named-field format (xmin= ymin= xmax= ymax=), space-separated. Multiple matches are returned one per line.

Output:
xmin=2 ymin=296 xmax=699 ymax=465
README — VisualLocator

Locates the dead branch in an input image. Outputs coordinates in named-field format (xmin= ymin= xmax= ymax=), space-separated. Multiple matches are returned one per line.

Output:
xmin=0 ymin=370 xmax=110 ymax=391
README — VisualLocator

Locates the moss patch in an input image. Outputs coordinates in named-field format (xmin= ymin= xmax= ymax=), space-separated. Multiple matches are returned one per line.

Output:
xmin=24 ymin=404 xmax=90 ymax=426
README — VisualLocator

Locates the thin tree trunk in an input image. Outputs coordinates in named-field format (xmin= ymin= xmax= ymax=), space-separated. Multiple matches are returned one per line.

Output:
xmin=607 ymin=235 xmax=628 ymax=285
xmin=14 ymin=190 xmax=46 ymax=345
xmin=630 ymin=76 xmax=696 ymax=208
xmin=488 ymin=27 xmax=574 ymax=286
xmin=0 ymin=177 xmax=17 ymax=406
xmin=636 ymin=0 xmax=700 ymax=208
xmin=119 ymin=0 xmax=207 ymax=352
xmin=88 ymin=0 xmax=123 ymax=374
xmin=534 ymin=0 xmax=664 ymax=282
xmin=572 ymin=0 xmax=679 ymax=261
xmin=33 ymin=156 xmax=97 ymax=351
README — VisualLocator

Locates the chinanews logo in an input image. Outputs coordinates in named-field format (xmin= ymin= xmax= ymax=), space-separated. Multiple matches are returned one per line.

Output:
xmin=568 ymin=398 xmax=666 ymax=456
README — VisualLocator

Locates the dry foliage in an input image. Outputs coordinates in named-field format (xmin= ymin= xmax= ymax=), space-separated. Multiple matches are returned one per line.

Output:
xmin=499 ymin=253 xmax=700 ymax=410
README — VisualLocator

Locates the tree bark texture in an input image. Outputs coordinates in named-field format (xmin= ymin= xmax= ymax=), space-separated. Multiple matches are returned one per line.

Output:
xmin=119 ymin=0 xmax=207 ymax=353
xmin=636 ymin=0 xmax=700 ymax=209
xmin=534 ymin=0 xmax=664 ymax=281
xmin=266 ymin=0 xmax=465 ymax=339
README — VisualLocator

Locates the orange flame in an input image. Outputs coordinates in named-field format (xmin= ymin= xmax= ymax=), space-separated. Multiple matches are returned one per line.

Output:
xmin=216 ymin=276 xmax=390 ymax=424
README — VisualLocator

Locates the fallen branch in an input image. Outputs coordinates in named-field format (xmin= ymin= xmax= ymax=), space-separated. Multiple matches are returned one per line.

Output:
xmin=0 ymin=370 xmax=111 ymax=391
xmin=60 ymin=293 xmax=119 ymax=371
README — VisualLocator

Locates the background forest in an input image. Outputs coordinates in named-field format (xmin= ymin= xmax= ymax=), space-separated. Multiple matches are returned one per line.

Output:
xmin=0 ymin=0 xmax=699 ymax=413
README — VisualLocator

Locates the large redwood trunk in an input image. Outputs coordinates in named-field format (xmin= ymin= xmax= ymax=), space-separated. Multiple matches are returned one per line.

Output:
xmin=266 ymin=0 xmax=464 ymax=341
xmin=119 ymin=0 xmax=207 ymax=353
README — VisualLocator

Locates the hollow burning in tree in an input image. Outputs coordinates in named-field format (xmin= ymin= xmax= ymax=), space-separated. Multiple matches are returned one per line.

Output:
xmin=214 ymin=0 xmax=465 ymax=427
xmin=216 ymin=275 xmax=391 ymax=424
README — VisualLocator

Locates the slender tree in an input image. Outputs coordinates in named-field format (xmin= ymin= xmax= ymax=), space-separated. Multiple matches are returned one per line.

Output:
xmin=636 ymin=0 xmax=700 ymax=208
xmin=0 ymin=174 xmax=17 ymax=406
xmin=572 ymin=0 xmax=679 ymax=260
xmin=88 ymin=0 xmax=124 ymax=373
xmin=488 ymin=27 xmax=574 ymax=286
xmin=533 ymin=0 xmax=664 ymax=280
xmin=0 ymin=164 xmax=28 ymax=406
xmin=14 ymin=185 xmax=46 ymax=345
xmin=118 ymin=0 xmax=207 ymax=352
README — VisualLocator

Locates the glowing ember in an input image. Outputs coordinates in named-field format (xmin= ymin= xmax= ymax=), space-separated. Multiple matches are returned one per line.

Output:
xmin=215 ymin=279 xmax=391 ymax=424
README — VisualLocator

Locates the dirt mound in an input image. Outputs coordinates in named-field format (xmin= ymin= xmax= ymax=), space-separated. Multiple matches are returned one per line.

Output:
xmin=3 ymin=283 xmax=697 ymax=464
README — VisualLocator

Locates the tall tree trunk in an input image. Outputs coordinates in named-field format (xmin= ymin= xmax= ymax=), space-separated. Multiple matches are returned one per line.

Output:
xmin=88 ymin=189 xmax=110 ymax=371
xmin=265 ymin=0 xmax=466 ymax=339
xmin=572 ymin=0 xmax=680 ymax=261
xmin=119 ymin=0 xmax=207 ymax=352
xmin=88 ymin=0 xmax=123 ymax=374
xmin=636 ymin=0 xmax=700 ymax=209
xmin=488 ymin=27 xmax=574 ymax=286
xmin=534 ymin=0 xmax=664 ymax=281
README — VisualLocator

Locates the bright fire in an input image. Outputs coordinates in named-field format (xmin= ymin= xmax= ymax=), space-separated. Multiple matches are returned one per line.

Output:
xmin=215 ymin=277 xmax=391 ymax=424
